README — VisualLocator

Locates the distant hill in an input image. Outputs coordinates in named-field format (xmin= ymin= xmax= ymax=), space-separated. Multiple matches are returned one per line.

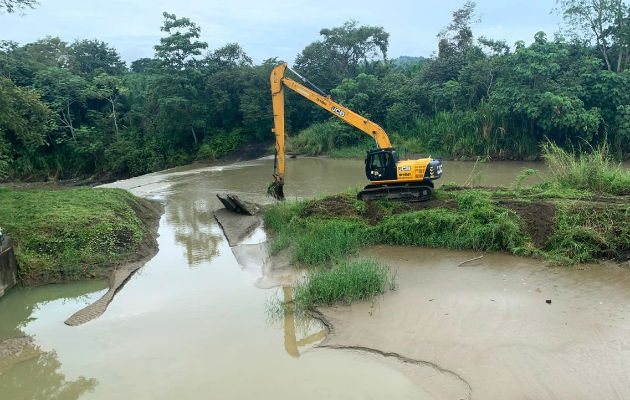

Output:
xmin=390 ymin=56 xmax=429 ymax=68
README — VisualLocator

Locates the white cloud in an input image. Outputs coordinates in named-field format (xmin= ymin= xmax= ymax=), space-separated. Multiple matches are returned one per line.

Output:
xmin=0 ymin=0 xmax=562 ymax=64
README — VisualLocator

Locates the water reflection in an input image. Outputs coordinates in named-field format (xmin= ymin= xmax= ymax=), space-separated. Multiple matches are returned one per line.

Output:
xmin=281 ymin=286 xmax=327 ymax=358
xmin=165 ymin=192 xmax=222 ymax=266
xmin=0 ymin=283 xmax=105 ymax=400
xmin=0 ymin=281 xmax=107 ymax=339
xmin=0 ymin=341 xmax=97 ymax=400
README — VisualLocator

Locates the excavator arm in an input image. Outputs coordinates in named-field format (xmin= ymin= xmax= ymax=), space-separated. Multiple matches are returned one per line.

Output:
xmin=269 ymin=63 xmax=392 ymax=199
xmin=269 ymin=63 xmax=441 ymax=202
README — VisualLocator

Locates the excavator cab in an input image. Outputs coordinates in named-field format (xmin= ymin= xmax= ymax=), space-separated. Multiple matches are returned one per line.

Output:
xmin=365 ymin=149 xmax=399 ymax=181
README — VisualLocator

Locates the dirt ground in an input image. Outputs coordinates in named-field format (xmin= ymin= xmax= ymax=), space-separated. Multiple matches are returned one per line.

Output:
xmin=302 ymin=194 xmax=458 ymax=226
xmin=497 ymin=200 xmax=556 ymax=247
xmin=317 ymin=246 xmax=630 ymax=400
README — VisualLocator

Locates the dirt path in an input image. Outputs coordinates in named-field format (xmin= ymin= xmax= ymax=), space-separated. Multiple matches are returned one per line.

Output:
xmin=316 ymin=246 xmax=630 ymax=400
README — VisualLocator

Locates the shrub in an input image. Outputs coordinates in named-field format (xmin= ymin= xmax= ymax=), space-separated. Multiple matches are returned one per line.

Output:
xmin=292 ymin=259 xmax=394 ymax=309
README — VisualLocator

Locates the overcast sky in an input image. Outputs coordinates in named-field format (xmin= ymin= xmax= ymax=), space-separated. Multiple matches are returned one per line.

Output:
xmin=1 ymin=0 xmax=561 ymax=65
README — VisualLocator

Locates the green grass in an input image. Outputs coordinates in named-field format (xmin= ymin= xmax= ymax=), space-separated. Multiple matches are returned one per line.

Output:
xmin=292 ymin=259 xmax=394 ymax=310
xmin=265 ymin=191 xmax=527 ymax=257
xmin=376 ymin=191 xmax=526 ymax=252
xmin=265 ymin=185 xmax=629 ymax=267
xmin=292 ymin=219 xmax=369 ymax=265
xmin=0 ymin=187 xmax=153 ymax=283
xmin=542 ymin=140 xmax=630 ymax=195
xmin=543 ymin=202 xmax=630 ymax=264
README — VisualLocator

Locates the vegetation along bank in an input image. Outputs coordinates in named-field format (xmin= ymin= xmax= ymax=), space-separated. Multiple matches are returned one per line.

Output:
xmin=265 ymin=144 xmax=630 ymax=309
xmin=0 ymin=187 xmax=162 ymax=285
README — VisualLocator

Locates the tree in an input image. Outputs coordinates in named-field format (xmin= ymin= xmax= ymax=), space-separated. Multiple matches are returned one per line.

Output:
xmin=21 ymin=37 xmax=68 ymax=68
xmin=154 ymin=12 xmax=208 ymax=71
xmin=0 ymin=40 xmax=19 ymax=80
xmin=320 ymin=20 xmax=389 ymax=64
xmin=150 ymin=13 xmax=210 ymax=146
xmin=0 ymin=0 xmax=37 ymax=13
xmin=92 ymin=73 xmax=127 ymax=136
xmin=0 ymin=76 xmax=51 ymax=179
xmin=34 ymin=67 xmax=88 ymax=141
xmin=438 ymin=0 xmax=480 ymax=54
xmin=205 ymin=43 xmax=252 ymax=71
xmin=130 ymin=58 xmax=158 ymax=73
xmin=68 ymin=39 xmax=126 ymax=76
xmin=295 ymin=20 xmax=389 ymax=91
xmin=421 ymin=1 xmax=481 ymax=84
xmin=557 ymin=0 xmax=630 ymax=71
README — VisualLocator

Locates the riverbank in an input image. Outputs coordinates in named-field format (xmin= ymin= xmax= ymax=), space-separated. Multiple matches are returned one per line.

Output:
xmin=265 ymin=184 xmax=630 ymax=269
xmin=0 ymin=187 xmax=163 ymax=285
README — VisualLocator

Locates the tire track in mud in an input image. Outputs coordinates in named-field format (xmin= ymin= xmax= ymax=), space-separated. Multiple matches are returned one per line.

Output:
xmin=308 ymin=308 xmax=473 ymax=400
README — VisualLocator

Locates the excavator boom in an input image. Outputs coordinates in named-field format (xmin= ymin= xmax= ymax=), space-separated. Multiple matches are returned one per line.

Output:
xmin=269 ymin=63 xmax=441 ymax=201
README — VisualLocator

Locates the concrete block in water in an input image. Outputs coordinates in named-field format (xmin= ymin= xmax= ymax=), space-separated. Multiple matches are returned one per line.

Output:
xmin=0 ymin=237 xmax=17 ymax=298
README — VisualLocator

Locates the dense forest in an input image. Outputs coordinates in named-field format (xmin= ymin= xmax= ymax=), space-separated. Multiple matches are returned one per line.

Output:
xmin=0 ymin=1 xmax=628 ymax=181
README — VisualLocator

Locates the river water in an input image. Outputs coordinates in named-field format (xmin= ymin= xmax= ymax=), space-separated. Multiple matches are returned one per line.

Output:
xmin=0 ymin=157 xmax=626 ymax=399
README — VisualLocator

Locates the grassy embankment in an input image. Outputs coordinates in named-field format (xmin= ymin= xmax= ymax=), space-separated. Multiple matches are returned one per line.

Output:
xmin=0 ymin=187 xmax=162 ymax=284
xmin=265 ymin=143 xmax=629 ymax=309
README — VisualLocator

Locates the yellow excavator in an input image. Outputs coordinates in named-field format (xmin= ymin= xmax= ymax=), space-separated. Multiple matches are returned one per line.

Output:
xmin=268 ymin=63 xmax=442 ymax=202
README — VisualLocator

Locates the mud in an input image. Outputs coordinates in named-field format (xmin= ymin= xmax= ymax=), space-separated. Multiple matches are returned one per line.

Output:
xmin=317 ymin=246 xmax=630 ymax=400
xmin=302 ymin=194 xmax=457 ymax=226
xmin=63 ymin=198 xmax=163 ymax=325
xmin=302 ymin=194 xmax=387 ymax=225
xmin=498 ymin=200 xmax=556 ymax=247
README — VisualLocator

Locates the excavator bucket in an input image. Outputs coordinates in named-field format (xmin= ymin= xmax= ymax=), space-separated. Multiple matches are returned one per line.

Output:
xmin=216 ymin=193 xmax=257 ymax=215
xmin=267 ymin=180 xmax=285 ymax=201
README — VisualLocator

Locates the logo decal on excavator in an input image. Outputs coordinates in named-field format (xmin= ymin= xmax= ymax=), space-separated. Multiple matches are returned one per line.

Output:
xmin=399 ymin=166 xmax=411 ymax=171
xmin=331 ymin=107 xmax=345 ymax=117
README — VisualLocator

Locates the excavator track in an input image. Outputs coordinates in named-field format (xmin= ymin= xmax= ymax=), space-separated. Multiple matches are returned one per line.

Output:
xmin=357 ymin=181 xmax=434 ymax=202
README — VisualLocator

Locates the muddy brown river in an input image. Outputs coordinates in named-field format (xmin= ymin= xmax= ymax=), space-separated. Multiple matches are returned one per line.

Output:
xmin=1 ymin=157 xmax=628 ymax=400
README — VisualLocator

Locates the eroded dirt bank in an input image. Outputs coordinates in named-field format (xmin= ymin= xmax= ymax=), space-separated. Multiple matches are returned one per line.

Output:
xmin=63 ymin=197 xmax=163 ymax=325
xmin=316 ymin=246 xmax=630 ymax=400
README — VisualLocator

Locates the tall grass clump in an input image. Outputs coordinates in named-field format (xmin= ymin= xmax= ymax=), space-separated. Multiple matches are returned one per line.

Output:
xmin=543 ymin=203 xmax=630 ymax=264
xmin=263 ymin=200 xmax=304 ymax=254
xmin=376 ymin=191 xmax=526 ymax=252
xmin=542 ymin=140 xmax=630 ymax=195
xmin=264 ymin=201 xmax=368 ymax=263
xmin=292 ymin=259 xmax=394 ymax=310
xmin=291 ymin=219 xmax=368 ymax=266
